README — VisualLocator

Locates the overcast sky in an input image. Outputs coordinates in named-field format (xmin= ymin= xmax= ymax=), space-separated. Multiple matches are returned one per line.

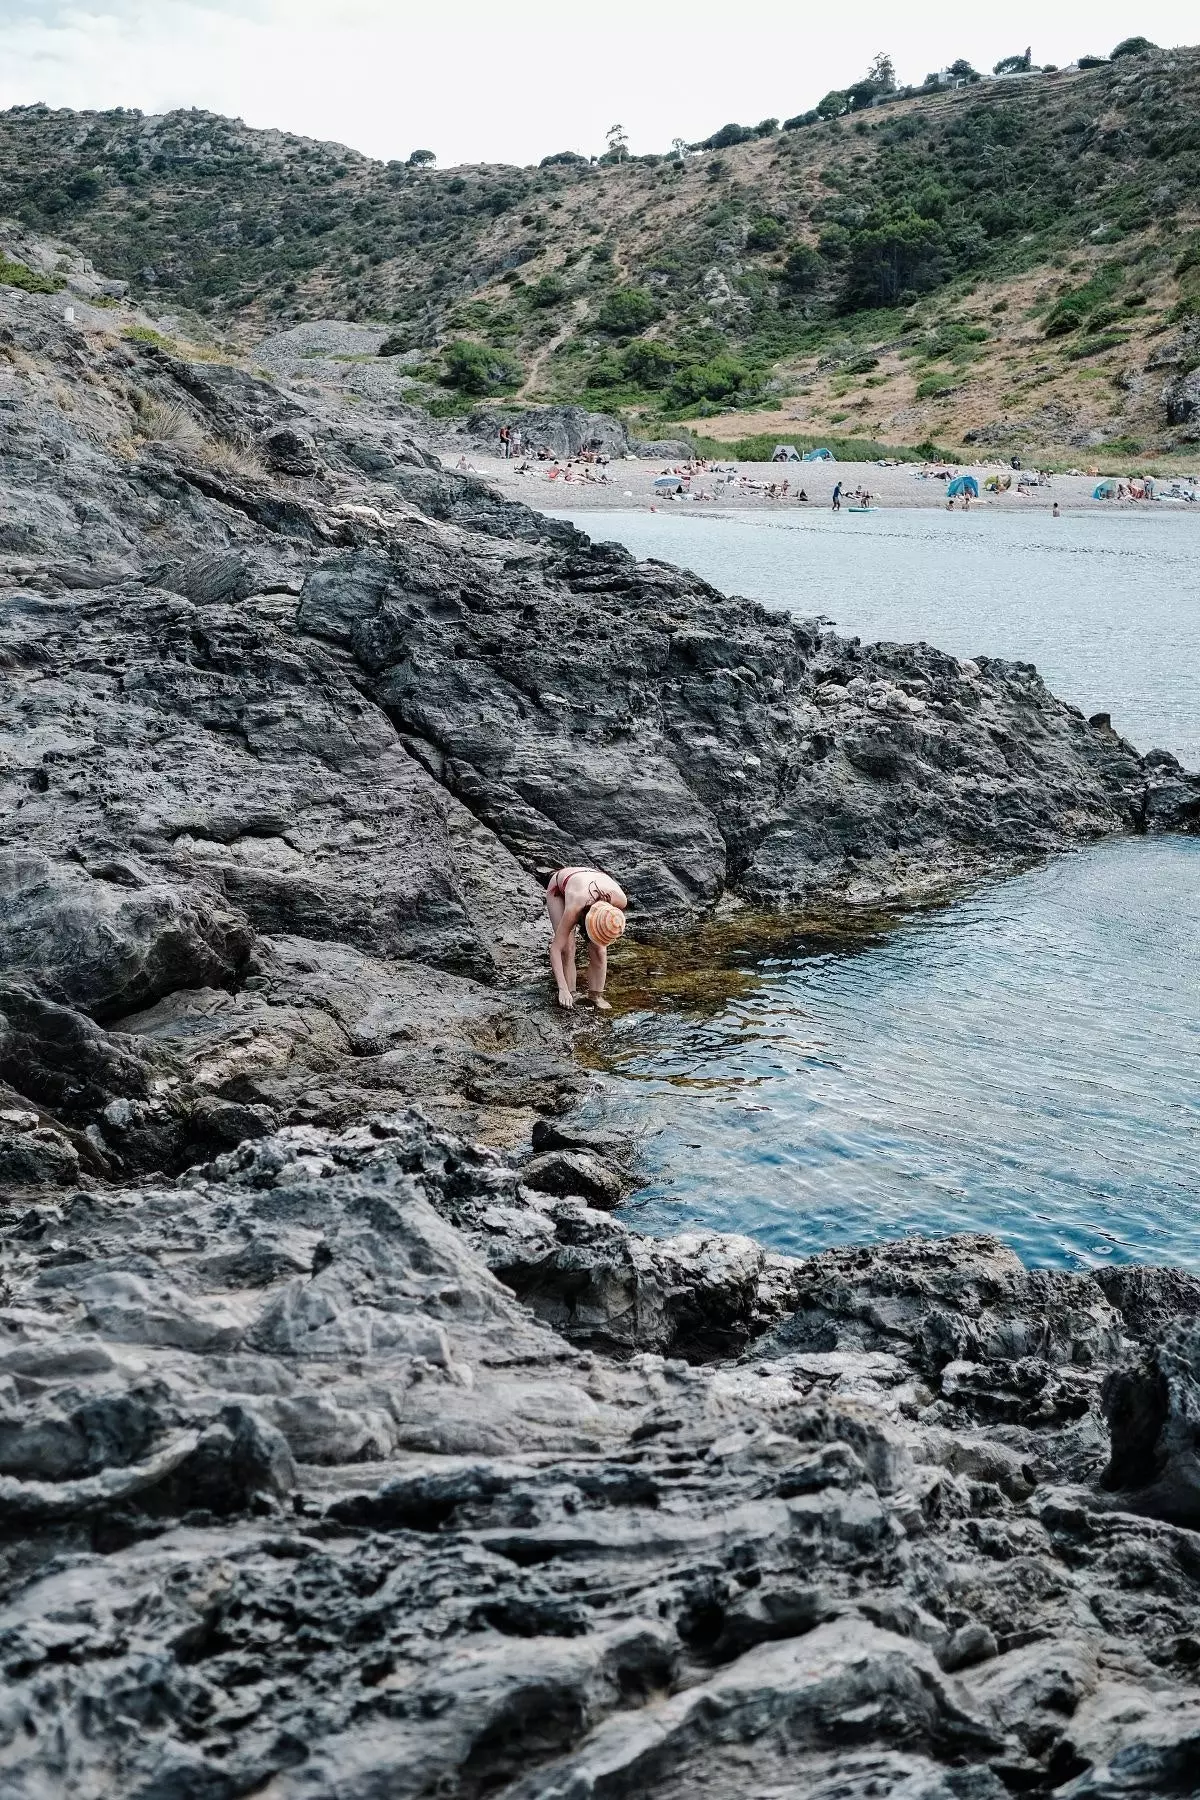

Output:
xmin=0 ymin=2 xmax=1186 ymax=168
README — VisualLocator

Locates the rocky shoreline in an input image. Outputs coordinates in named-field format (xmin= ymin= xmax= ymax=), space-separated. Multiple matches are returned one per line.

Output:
xmin=2 ymin=263 xmax=1200 ymax=1797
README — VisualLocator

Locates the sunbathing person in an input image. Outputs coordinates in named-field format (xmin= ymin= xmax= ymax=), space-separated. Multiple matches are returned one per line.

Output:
xmin=545 ymin=865 xmax=628 ymax=1010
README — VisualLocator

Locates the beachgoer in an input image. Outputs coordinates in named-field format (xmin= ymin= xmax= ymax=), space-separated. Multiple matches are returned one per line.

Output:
xmin=545 ymin=866 xmax=628 ymax=1010
xmin=1052 ymin=501 xmax=1060 ymax=518
xmin=499 ymin=425 xmax=510 ymax=460
xmin=798 ymin=488 xmax=808 ymax=503
xmin=832 ymin=482 xmax=842 ymax=512
xmin=511 ymin=429 xmax=522 ymax=457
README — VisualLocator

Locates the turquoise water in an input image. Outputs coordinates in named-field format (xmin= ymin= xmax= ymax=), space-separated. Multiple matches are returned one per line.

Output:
xmin=562 ymin=508 xmax=1200 ymax=1270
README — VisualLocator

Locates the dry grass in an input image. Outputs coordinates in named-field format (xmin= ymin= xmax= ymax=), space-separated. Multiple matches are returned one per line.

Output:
xmin=132 ymin=392 xmax=204 ymax=446
xmin=192 ymin=434 xmax=267 ymax=480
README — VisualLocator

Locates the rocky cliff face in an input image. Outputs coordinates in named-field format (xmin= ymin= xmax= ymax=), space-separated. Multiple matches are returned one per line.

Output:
xmin=2 ymin=272 xmax=1199 ymax=1797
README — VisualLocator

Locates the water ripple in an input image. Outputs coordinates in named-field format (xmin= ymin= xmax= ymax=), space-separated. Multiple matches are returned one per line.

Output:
xmin=592 ymin=840 xmax=1200 ymax=1272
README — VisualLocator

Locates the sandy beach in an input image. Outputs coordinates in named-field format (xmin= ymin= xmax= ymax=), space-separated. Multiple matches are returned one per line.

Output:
xmin=447 ymin=452 xmax=1200 ymax=517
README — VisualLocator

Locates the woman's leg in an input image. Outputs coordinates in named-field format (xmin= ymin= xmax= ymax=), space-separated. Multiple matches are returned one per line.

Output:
xmin=547 ymin=890 xmax=580 ymax=997
xmin=586 ymin=942 xmax=610 ymax=1009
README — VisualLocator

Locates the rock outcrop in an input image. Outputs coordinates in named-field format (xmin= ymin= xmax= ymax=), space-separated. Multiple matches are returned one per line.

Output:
xmin=3 ymin=263 xmax=1200 ymax=1798
xmin=0 ymin=1113 xmax=1198 ymax=1799
xmin=4 ymin=274 xmax=1195 ymax=1181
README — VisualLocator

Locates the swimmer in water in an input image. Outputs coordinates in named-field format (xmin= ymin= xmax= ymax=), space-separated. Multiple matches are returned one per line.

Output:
xmin=544 ymin=865 xmax=628 ymax=1010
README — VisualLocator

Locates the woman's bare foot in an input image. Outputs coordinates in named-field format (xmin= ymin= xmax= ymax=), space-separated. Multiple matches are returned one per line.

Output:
xmin=587 ymin=994 xmax=612 ymax=1011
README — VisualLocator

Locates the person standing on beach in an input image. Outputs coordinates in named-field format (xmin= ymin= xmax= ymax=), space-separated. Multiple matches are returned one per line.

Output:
xmin=832 ymin=481 xmax=842 ymax=512
xmin=545 ymin=865 xmax=628 ymax=1010
xmin=499 ymin=425 xmax=510 ymax=460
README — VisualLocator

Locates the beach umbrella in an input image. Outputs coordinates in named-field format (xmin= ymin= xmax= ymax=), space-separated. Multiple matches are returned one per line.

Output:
xmin=653 ymin=475 xmax=683 ymax=491
xmin=947 ymin=475 xmax=979 ymax=498
xmin=1092 ymin=479 xmax=1118 ymax=499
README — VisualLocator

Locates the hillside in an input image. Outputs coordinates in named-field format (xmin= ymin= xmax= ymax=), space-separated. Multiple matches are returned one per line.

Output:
xmin=3 ymin=42 xmax=1200 ymax=462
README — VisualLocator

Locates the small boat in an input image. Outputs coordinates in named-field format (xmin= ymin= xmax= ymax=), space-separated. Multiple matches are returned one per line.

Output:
xmin=847 ymin=505 xmax=874 ymax=513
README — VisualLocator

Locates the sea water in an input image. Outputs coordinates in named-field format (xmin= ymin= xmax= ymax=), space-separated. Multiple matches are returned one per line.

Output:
xmin=561 ymin=507 xmax=1200 ymax=1270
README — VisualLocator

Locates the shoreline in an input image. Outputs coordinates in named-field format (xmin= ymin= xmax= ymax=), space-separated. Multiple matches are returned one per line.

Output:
xmin=449 ymin=450 xmax=1200 ymax=516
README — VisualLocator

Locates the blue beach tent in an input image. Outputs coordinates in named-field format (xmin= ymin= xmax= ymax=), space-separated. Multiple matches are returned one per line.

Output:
xmin=1093 ymin=479 xmax=1119 ymax=499
xmin=947 ymin=475 xmax=979 ymax=498
xmin=803 ymin=447 xmax=835 ymax=462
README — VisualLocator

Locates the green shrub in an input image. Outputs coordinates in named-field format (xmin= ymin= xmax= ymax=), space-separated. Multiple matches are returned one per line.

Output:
xmin=594 ymin=286 xmax=657 ymax=334
xmin=0 ymin=255 xmax=64 ymax=294
xmin=622 ymin=339 xmax=676 ymax=387
xmin=1111 ymin=37 xmax=1156 ymax=59
xmin=1067 ymin=333 xmax=1128 ymax=359
xmin=1043 ymin=302 xmax=1086 ymax=337
xmin=915 ymin=373 xmax=958 ymax=399
xmin=781 ymin=245 xmax=823 ymax=292
xmin=667 ymin=354 xmax=750 ymax=406
xmin=441 ymin=338 xmax=522 ymax=394
xmin=586 ymin=354 xmax=624 ymax=388
xmin=124 ymin=324 xmax=173 ymax=347
xmin=701 ymin=123 xmax=755 ymax=150
xmin=746 ymin=215 xmax=785 ymax=251
xmin=529 ymin=274 xmax=566 ymax=307
xmin=840 ymin=213 xmax=950 ymax=309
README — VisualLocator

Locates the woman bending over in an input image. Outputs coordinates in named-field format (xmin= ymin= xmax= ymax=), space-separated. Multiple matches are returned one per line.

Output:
xmin=545 ymin=866 xmax=627 ymax=1010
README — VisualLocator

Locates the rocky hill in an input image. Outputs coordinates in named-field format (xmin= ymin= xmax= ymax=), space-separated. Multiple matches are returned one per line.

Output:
xmin=3 ymin=40 xmax=1200 ymax=462
xmin=2 ymin=251 xmax=1200 ymax=1796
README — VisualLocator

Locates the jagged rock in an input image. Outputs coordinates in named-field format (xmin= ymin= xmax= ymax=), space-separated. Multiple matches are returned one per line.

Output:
xmin=1100 ymin=1323 xmax=1200 ymax=1524
xmin=461 ymin=404 xmax=633 ymax=461
xmin=520 ymin=1146 xmax=624 ymax=1208
xmin=260 ymin=421 xmax=322 ymax=476
xmin=1162 ymin=364 xmax=1200 ymax=429
xmin=0 ymin=1113 xmax=1194 ymax=1796
xmin=0 ymin=1112 xmax=79 ymax=1187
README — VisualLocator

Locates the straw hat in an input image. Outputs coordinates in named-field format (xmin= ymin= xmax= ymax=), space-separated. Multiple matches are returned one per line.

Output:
xmin=584 ymin=903 xmax=625 ymax=948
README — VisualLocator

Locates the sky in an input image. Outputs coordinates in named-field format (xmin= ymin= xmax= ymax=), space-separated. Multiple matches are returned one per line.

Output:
xmin=0 ymin=2 xmax=1187 ymax=169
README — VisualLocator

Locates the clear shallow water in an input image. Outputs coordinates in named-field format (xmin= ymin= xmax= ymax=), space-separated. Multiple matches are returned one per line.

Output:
xmin=560 ymin=507 xmax=1200 ymax=1270
xmin=565 ymin=507 xmax=1200 ymax=767
xmin=593 ymin=839 xmax=1200 ymax=1271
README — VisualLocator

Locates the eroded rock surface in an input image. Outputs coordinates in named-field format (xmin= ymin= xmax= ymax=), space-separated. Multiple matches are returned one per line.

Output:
xmin=0 ymin=1115 xmax=1197 ymax=1798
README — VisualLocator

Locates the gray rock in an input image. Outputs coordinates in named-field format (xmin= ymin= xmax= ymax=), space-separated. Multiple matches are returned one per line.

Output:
xmin=1100 ymin=1322 xmax=1200 ymax=1524
xmin=632 ymin=436 xmax=697 ymax=459
xmin=0 ymin=1112 xmax=1193 ymax=1796
xmin=260 ymin=421 xmax=321 ymax=476
xmin=521 ymin=1146 xmax=624 ymax=1208
xmin=1162 ymin=364 xmax=1200 ymax=428
xmin=940 ymin=1622 xmax=1000 ymax=1672
xmin=461 ymin=404 xmax=632 ymax=461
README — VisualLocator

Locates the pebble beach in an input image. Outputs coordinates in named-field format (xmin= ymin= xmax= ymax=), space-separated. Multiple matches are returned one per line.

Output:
xmin=449 ymin=451 xmax=1199 ymax=515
